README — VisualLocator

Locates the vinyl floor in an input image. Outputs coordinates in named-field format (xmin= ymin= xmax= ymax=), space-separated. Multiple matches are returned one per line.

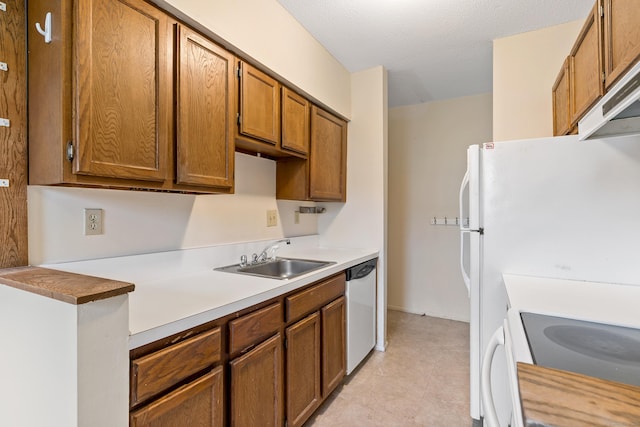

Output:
xmin=305 ymin=310 xmax=471 ymax=426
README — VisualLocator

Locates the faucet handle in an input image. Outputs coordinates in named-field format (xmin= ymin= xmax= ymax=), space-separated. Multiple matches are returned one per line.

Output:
xmin=251 ymin=253 xmax=258 ymax=264
xmin=240 ymin=255 xmax=247 ymax=267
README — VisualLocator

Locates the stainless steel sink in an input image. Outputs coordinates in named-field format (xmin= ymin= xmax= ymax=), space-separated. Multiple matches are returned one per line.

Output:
xmin=215 ymin=257 xmax=335 ymax=280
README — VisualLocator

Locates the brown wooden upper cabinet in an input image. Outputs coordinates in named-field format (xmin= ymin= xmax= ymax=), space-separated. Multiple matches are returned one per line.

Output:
xmin=309 ymin=106 xmax=348 ymax=202
xmin=603 ymin=0 xmax=640 ymax=89
xmin=236 ymin=61 xmax=282 ymax=154
xmin=28 ymin=0 xmax=235 ymax=194
xmin=569 ymin=0 xmax=604 ymax=126
xmin=553 ymin=58 xmax=572 ymax=136
xmin=281 ymin=87 xmax=310 ymax=156
xmin=552 ymin=0 xmax=640 ymax=131
xmin=276 ymin=106 xmax=347 ymax=202
xmin=175 ymin=25 xmax=235 ymax=190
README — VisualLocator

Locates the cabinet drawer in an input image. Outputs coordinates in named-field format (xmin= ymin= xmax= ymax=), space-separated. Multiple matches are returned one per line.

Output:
xmin=130 ymin=366 xmax=224 ymax=427
xmin=286 ymin=273 xmax=345 ymax=322
xmin=229 ymin=302 xmax=283 ymax=354
xmin=131 ymin=327 xmax=222 ymax=407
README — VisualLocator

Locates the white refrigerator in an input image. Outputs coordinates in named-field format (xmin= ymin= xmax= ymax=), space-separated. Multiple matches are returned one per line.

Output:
xmin=459 ymin=133 xmax=640 ymax=426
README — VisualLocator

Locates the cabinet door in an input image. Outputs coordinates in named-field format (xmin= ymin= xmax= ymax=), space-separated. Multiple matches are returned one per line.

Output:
xmin=286 ymin=313 xmax=321 ymax=427
xmin=281 ymin=87 xmax=310 ymax=156
xmin=239 ymin=62 xmax=280 ymax=145
xmin=176 ymin=25 xmax=235 ymax=189
xmin=321 ymin=296 xmax=346 ymax=397
xmin=230 ymin=334 xmax=283 ymax=427
xmin=603 ymin=0 xmax=640 ymax=89
xmin=552 ymin=57 xmax=571 ymax=136
xmin=74 ymin=0 xmax=172 ymax=181
xmin=569 ymin=1 xmax=604 ymax=125
xmin=130 ymin=366 xmax=224 ymax=427
xmin=309 ymin=106 xmax=347 ymax=202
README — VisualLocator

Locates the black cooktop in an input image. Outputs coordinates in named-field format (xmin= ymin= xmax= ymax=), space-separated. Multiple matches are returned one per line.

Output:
xmin=521 ymin=312 xmax=640 ymax=387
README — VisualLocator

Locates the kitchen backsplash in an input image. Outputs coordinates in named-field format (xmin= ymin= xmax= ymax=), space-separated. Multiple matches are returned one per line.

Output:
xmin=28 ymin=153 xmax=318 ymax=265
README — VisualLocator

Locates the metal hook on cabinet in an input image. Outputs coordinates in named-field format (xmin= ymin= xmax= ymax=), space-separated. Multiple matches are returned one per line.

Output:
xmin=35 ymin=12 xmax=52 ymax=44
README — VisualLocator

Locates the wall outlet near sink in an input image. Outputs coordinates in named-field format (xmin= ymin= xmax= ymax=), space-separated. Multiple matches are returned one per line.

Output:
xmin=266 ymin=209 xmax=277 ymax=227
xmin=84 ymin=208 xmax=103 ymax=235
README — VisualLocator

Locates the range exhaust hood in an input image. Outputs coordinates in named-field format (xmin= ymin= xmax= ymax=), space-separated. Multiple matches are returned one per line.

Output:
xmin=579 ymin=60 xmax=640 ymax=140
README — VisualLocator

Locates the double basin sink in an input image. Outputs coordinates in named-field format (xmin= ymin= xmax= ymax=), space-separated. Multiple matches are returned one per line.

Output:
xmin=215 ymin=257 xmax=335 ymax=280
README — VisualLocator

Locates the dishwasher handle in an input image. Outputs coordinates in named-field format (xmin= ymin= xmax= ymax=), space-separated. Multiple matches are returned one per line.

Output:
xmin=346 ymin=258 xmax=378 ymax=281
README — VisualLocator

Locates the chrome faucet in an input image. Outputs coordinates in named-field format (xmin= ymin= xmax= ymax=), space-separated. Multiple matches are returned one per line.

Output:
xmin=257 ymin=238 xmax=290 ymax=262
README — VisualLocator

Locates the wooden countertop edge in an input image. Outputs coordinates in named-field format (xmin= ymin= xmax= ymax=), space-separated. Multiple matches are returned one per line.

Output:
xmin=0 ymin=266 xmax=135 ymax=305
xmin=517 ymin=362 xmax=640 ymax=427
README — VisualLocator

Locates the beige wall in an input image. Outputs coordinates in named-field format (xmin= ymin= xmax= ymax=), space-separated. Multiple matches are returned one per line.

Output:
xmin=319 ymin=66 xmax=388 ymax=349
xmin=388 ymin=94 xmax=492 ymax=322
xmin=160 ymin=0 xmax=351 ymax=117
xmin=493 ymin=20 xmax=583 ymax=141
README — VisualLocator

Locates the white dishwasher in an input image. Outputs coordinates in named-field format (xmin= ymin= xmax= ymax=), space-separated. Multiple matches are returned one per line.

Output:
xmin=345 ymin=258 xmax=377 ymax=375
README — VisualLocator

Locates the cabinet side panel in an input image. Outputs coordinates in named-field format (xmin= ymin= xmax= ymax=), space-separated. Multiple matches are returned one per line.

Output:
xmin=1 ymin=0 xmax=28 ymax=267
xmin=28 ymin=0 xmax=69 ymax=185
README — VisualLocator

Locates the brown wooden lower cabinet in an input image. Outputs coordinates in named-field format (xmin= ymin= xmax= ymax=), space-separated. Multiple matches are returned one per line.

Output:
xmin=286 ymin=312 xmax=322 ymax=427
xmin=322 ymin=296 xmax=347 ymax=397
xmin=129 ymin=272 xmax=348 ymax=427
xmin=130 ymin=366 xmax=224 ymax=427
xmin=230 ymin=333 xmax=284 ymax=427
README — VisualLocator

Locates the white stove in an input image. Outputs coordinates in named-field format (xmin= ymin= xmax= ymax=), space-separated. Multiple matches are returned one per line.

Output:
xmin=481 ymin=274 xmax=640 ymax=427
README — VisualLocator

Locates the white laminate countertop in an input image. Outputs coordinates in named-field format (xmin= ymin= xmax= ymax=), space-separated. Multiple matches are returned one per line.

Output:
xmin=43 ymin=237 xmax=378 ymax=349
xmin=503 ymin=274 xmax=640 ymax=328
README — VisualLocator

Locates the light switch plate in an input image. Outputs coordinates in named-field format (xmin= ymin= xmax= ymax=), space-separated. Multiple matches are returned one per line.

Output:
xmin=267 ymin=209 xmax=277 ymax=227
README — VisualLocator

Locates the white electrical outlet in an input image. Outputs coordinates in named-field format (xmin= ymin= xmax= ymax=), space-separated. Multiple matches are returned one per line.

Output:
xmin=267 ymin=209 xmax=278 ymax=227
xmin=84 ymin=208 xmax=103 ymax=235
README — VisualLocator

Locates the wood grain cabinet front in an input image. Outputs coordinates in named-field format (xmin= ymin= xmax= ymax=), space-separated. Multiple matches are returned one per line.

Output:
xmin=603 ymin=0 xmax=640 ymax=89
xmin=321 ymin=296 xmax=347 ymax=397
xmin=175 ymin=25 xmax=236 ymax=191
xmin=552 ymin=57 xmax=572 ymax=136
xmin=130 ymin=366 xmax=224 ymax=427
xmin=276 ymin=106 xmax=347 ymax=202
xmin=285 ymin=281 xmax=346 ymax=427
xmin=27 ymin=0 xmax=235 ymax=193
xmin=235 ymin=61 xmax=283 ymax=157
xmin=286 ymin=312 xmax=322 ymax=427
xmin=281 ymin=87 xmax=310 ymax=156
xmin=569 ymin=1 xmax=604 ymax=126
xmin=130 ymin=327 xmax=222 ymax=407
xmin=129 ymin=327 xmax=223 ymax=426
xmin=230 ymin=333 xmax=284 ymax=427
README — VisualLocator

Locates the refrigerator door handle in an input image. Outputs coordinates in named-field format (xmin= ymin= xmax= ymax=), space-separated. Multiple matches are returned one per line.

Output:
xmin=460 ymin=230 xmax=471 ymax=295
xmin=459 ymin=169 xmax=470 ymax=232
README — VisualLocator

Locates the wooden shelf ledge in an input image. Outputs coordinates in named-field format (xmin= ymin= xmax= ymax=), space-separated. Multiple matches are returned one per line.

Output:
xmin=0 ymin=266 xmax=134 ymax=304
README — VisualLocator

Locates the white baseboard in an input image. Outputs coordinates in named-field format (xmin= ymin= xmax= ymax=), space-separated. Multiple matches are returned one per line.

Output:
xmin=387 ymin=305 xmax=470 ymax=323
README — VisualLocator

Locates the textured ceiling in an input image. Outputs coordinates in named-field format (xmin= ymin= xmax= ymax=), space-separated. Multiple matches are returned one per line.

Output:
xmin=277 ymin=0 xmax=594 ymax=107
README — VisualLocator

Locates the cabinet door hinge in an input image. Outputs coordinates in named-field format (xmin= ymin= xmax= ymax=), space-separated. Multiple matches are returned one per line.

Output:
xmin=599 ymin=4 xmax=604 ymax=17
xmin=285 ymin=420 xmax=288 ymax=427
xmin=237 ymin=113 xmax=241 ymax=125
xmin=284 ymin=338 xmax=288 ymax=349
xmin=602 ymin=71 xmax=606 ymax=83
xmin=66 ymin=141 xmax=74 ymax=161
xmin=237 ymin=65 xmax=242 ymax=79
